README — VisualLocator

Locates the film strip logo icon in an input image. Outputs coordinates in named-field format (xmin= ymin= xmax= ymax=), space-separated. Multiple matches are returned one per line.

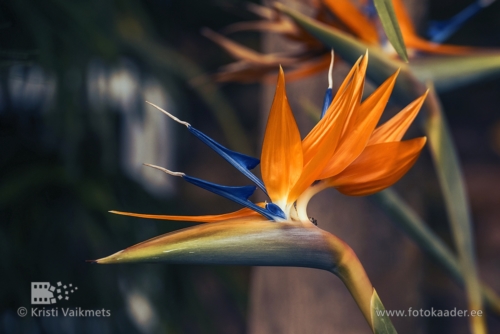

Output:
xmin=31 ymin=282 xmax=78 ymax=304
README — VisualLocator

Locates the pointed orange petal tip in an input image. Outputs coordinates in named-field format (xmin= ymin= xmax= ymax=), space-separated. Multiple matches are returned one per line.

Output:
xmin=279 ymin=65 xmax=284 ymax=81
xmin=368 ymin=88 xmax=427 ymax=145
xmin=108 ymin=207 xmax=264 ymax=223
xmin=261 ymin=65 xmax=303 ymax=206
xmin=423 ymin=88 xmax=430 ymax=99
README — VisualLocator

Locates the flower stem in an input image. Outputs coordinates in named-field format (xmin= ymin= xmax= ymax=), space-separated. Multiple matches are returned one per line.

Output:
xmin=322 ymin=230 xmax=396 ymax=333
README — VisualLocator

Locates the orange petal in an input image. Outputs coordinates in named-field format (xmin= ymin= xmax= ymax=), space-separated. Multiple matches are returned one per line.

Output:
xmin=222 ymin=20 xmax=296 ymax=35
xmin=327 ymin=137 xmax=427 ymax=196
xmin=281 ymin=54 xmax=332 ymax=82
xmin=322 ymin=0 xmax=379 ymax=44
xmin=202 ymin=29 xmax=296 ymax=65
xmin=340 ymin=51 xmax=369 ymax=138
xmin=404 ymin=35 xmax=476 ymax=55
xmin=392 ymin=0 xmax=476 ymax=55
xmin=319 ymin=69 xmax=399 ymax=179
xmin=261 ymin=67 xmax=303 ymax=205
xmin=219 ymin=54 xmax=331 ymax=84
xmin=327 ymin=55 xmax=362 ymax=111
xmin=392 ymin=0 xmax=416 ymax=36
xmin=302 ymin=72 xmax=355 ymax=164
xmin=368 ymin=90 xmax=428 ymax=145
xmin=344 ymin=67 xmax=399 ymax=136
xmin=302 ymin=56 xmax=363 ymax=163
xmin=109 ymin=205 xmax=265 ymax=223
xmin=288 ymin=65 xmax=363 ymax=202
xmin=213 ymin=62 xmax=276 ymax=83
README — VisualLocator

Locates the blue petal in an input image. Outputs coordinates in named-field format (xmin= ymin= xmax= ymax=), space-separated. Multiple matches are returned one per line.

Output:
xmin=265 ymin=203 xmax=286 ymax=220
xmin=183 ymin=175 xmax=280 ymax=221
xmin=320 ymin=88 xmax=333 ymax=120
xmin=187 ymin=126 xmax=267 ymax=194
xmin=362 ymin=0 xmax=378 ymax=19
xmin=428 ymin=1 xmax=486 ymax=43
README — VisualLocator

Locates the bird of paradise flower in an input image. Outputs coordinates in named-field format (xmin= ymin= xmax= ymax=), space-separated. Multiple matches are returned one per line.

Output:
xmin=94 ymin=53 xmax=427 ymax=333
xmin=204 ymin=0 xmax=495 ymax=83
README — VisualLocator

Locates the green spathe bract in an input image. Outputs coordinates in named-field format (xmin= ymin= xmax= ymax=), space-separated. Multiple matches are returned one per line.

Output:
xmin=95 ymin=218 xmax=390 ymax=333
xmin=97 ymin=220 xmax=341 ymax=267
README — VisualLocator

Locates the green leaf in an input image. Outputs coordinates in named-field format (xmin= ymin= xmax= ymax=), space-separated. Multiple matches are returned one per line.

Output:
xmin=424 ymin=88 xmax=487 ymax=332
xmin=370 ymin=289 xmax=398 ymax=334
xmin=371 ymin=189 xmax=500 ymax=315
xmin=410 ymin=54 xmax=500 ymax=93
xmin=373 ymin=0 xmax=408 ymax=62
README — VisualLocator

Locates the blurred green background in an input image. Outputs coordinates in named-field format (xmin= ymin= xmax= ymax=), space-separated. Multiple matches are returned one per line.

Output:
xmin=1 ymin=0 xmax=500 ymax=333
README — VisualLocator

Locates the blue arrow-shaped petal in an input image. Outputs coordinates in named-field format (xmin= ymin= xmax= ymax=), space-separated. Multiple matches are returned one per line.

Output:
xmin=320 ymin=50 xmax=335 ymax=120
xmin=146 ymin=101 xmax=267 ymax=194
xmin=187 ymin=126 xmax=267 ymax=193
xmin=428 ymin=1 xmax=493 ymax=43
xmin=183 ymin=175 xmax=281 ymax=221
xmin=320 ymin=88 xmax=333 ymax=120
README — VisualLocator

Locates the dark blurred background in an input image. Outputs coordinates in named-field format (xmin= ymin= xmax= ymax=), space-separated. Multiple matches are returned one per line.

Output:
xmin=1 ymin=0 xmax=499 ymax=333
xmin=0 ymin=1 xmax=262 ymax=333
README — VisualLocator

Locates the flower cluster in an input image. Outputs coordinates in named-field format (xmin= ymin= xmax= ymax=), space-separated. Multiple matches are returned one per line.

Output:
xmin=205 ymin=0 xmax=488 ymax=82
xmin=95 ymin=52 xmax=427 ymax=333
xmin=101 ymin=52 xmax=426 ymax=239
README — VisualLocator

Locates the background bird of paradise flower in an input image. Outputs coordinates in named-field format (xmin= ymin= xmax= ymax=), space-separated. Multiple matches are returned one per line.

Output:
xmin=1 ymin=0 xmax=500 ymax=333
xmin=205 ymin=0 xmax=500 ymax=84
